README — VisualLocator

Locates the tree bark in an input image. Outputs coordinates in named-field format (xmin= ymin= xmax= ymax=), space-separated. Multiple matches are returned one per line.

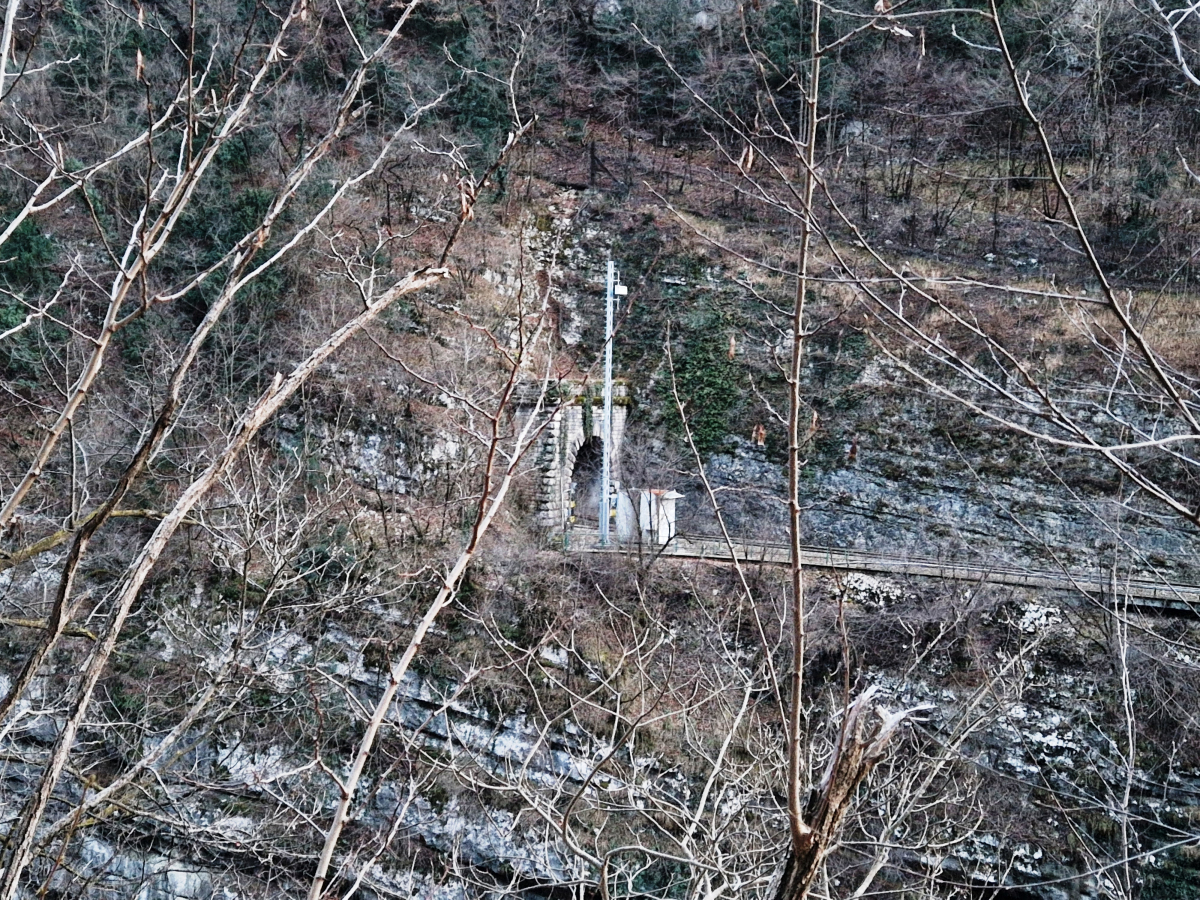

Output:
xmin=773 ymin=689 xmax=906 ymax=900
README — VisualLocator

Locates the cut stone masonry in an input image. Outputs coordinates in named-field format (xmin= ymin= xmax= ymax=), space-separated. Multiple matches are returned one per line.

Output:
xmin=517 ymin=381 xmax=628 ymax=532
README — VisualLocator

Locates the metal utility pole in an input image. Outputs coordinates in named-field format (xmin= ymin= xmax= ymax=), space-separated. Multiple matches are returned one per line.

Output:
xmin=599 ymin=260 xmax=626 ymax=546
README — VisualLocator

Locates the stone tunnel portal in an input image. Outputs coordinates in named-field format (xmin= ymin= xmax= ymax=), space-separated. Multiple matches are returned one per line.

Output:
xmin=519 ymin=381 xmax=628 ymax=533
xmin=570 ymin=436 xmax=604 ymax=524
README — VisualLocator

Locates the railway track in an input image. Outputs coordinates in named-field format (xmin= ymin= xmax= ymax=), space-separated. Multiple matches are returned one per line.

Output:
xmin=565 ymin=528 xmax=1200 ymax=614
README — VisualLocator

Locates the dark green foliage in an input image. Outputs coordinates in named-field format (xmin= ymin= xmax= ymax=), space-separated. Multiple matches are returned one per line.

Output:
xmin=0 ymin=219 xmax=60 ymax=381
xmin=666 ymin=310 xmax=740 ymax=455
xmin=175 ymin=185 xmax=274 ymax=250
xmin=173 ymin=183 xmax=286 ymax=325
xmin=51 ymin=0 xmax=168 ymax=113
xmin=405 ymin=5 xmax=474 ymax=46
xmin=447 ymin=73 xmax=511 ymax=153
xmin=755 ymin=0 xmax=809 ymax=77
xmin=406 ymin=5 xmax=519 ymax=155
xmin=117 ymin=310 xmax=170 ymax=369
xmin=213 ymin=133 xmax=263 ymax=179
xmin=808 ymin=328 xmax=871 ymax=397
xmin=561 ymin=1 xmax=705 ymax=139
xmin=1134 ymin=152 xmax=1173 ymax=202
xmin=919 ymin=0 xmax=1005 ymax=61
xmin=1143 ymin=857 xmax=1200 ymax=900
xmin=613 ymin=854 xmax=690 ymax=899
xmin=294 ymin=527 xmax=362 ymax=591
xmin=0 ymin=219 xmax=56 ymax=293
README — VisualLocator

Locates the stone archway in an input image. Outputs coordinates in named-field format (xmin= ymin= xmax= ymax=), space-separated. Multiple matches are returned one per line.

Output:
xmin=518 ymin=381 xmax=628 ymax=533
xmin=569 ymin=436 xmax=604 ymax=523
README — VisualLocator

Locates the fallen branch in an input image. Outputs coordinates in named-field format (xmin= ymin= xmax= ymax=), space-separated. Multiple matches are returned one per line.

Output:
xmin=0 ymin=509 xmax=198 ymax=573
xmin=0 ymin=617 xmax=96 ymax=640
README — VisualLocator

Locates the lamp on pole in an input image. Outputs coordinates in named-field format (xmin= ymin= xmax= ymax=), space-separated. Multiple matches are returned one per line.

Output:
xmin=599 ymin=259 xmax=627 ymax=547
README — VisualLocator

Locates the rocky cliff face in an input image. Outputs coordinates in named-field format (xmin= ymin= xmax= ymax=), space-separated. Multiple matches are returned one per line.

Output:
xmin=5 ymin=82 xmax=1200 ymax=900
xmin=6 ymin=526 xmax=1200 ymax=899
xmin=44 ymin=267 xmax=1200 ymax=900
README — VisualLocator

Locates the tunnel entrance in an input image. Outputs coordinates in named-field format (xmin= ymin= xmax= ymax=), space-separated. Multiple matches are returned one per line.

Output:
xmin=512 ymin=379 xmax=628 ymax=533
xmin=570 ymin=437 xmax=604 ymax=523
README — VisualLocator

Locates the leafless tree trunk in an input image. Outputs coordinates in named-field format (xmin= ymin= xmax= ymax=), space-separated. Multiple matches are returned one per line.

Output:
xmin=0 ymin=2 xmax=546 ymax=895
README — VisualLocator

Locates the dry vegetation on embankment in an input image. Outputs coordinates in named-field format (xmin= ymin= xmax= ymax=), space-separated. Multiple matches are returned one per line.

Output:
xmin=5 ymin=1 xmax=1200 ymax=897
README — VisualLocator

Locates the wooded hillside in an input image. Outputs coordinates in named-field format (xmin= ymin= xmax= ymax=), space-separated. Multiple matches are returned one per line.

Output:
xmin=3 ymin=2 xmax=1200 ymax=899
